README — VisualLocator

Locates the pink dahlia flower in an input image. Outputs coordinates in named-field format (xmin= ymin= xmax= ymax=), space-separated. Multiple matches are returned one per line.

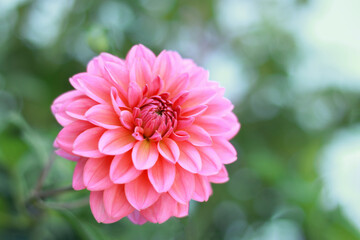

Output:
xmin=52 ymin=44 xmax=240 ymax=224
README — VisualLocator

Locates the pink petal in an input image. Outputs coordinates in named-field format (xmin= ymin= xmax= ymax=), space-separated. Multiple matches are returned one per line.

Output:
xmin=172 ymin=91 xmax=189 ymax=108
xmin=212 ymin=137 xmax=237 ymax=164
xmin=148 ymin=156 xmax=176 ymax=193
xmin=73 ymin=127 xmax=106 ymax=158
xmin=65 ymin=97 xmax=97 ymax=120
xmin=198 ymin=147 xmax=222 ymax=176
xmin=55 ymin=121 xmax=93 ymax=152
xmin=141 ymin=194 xmax=177 ymax=223
xmin=226 ymin=121 xmax=240 ymax=140
xmin=166 ymin=73 xmax=189 ymax=97
xmin=192 ymin=175 xmax=212 ymax=202
xmin=53 ymin=140 xmax=60 ymax=148
xmin=104 ymin=61 xmax=129 ymax=91
xmin=167 ymin=50 xmax=182 ymax=67
xmin=126 ymin=44 xmax=156 ymax=67
xmin=222 ymin=112 xmax=241 ymax=140
xmin=157 ymin=138 xmax=180 ymax=163
xmin=85 ymin=104 xmax=121 ymax=129
xmin=103 ymin=184 xmax=134 ymax=219
xmin=110 ymin=151 xmax=142 ymax=184
xmin=52 ymin=110 xmax=76 ymax=127
xmin=127 ymin=82 xmax=143 ymax=108
xmin=128 ymin=210 xmax=148 ymax=225
xmin=152 ymin=50 xmax=173 ymax=82
xmin=129 ymin=58 xmax=152 ymax=88
xmin=132 ymin=140 xmax=159 ymax=170
xmin=174 ymin=201 xmax=189 ymax=218
xmin=51 ymin=90 xmax=84 ymax=126
xmin=52 ymin=90 xmax=83 ymax=105
xmin=99 ymin=52 xmax=124 ymax=64
xmin=195 ymin=116 xmax=232 ymax=136
xmin=86 ymin=56 xmax=103 ymax=77
xmin=146 ymin=76 xmax=163 ymax=96
xmin=70 ymin=73 xmax=113 ymax=104
xmin=83 ymin=156 xmax=113 ymax=191
xmin=90 ymin=191 xmax=120 ymax=223
xmin=171 ymin=130 xmax=190 ymax=141
xmin=168 ymin=165 xmax=195 ymax=204
xmin=72 ymin=158 xmax=87 ymax=190
xmin=181 ymin=105 xmax=208 ymax=117
xmin=87 ymin=53 xmax=124 ymax=77
xmin=186 ymin=125 xmax=212 ymax=147
xmin=149 ymin=130 xmax=162 ymax=141
xmin=177 ymin=141 xmax=202 ymax=173
xmin=110 ymin=87 xmax=126 ymax=116
xmin=187 ymin=67 xmax=209 ymax=89
xmin=207 ymin=166 xmax=229 ymax=184
xmin=176 ymin=117 xmax=195 ymax=130
xmin=125 ymin=172 xmax=160 ymax=210
xmin=120 ymin=110 xmax=135 ymax=130
xmin=55 ymin=149 xmax=80 ymax=161
xmin=98 ymin=128 xmax=135 ymax=155
xmin=180 ymin=88 xmax=217 ymax=109
xmin=132 ymin=126 xmax=145 ymax=141
xmin=203 ymin=95 xmax=234 ymax=116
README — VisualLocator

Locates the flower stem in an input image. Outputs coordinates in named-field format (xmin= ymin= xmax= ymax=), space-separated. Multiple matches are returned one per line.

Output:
xmin=33 ymin=152 xmax=56 ymax=196
xmin=26 ymin=151 xmax=81 ymax=209
xmin=35 ymin=186 xmax=74 ymax=199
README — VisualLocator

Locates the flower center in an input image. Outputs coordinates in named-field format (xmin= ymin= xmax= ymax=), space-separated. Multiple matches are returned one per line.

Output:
xmin=139 ymin=95 xmax=177 ymax=139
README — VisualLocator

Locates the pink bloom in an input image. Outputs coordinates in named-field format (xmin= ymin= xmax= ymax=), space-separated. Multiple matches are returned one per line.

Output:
xmin=52 ymin=44 xmax=240 ymax=224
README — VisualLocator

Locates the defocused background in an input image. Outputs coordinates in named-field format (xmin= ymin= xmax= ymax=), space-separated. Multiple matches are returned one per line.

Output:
xmin=0 ymin=0 xmax=359 ymax=239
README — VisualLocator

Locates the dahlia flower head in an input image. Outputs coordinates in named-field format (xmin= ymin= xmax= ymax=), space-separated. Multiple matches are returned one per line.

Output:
xmin=52 ymin=44 xmax=240 ymax=224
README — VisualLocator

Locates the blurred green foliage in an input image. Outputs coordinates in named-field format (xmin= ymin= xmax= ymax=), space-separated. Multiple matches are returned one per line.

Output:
xmin=0 ymin=0 xmax=359 ymax=239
